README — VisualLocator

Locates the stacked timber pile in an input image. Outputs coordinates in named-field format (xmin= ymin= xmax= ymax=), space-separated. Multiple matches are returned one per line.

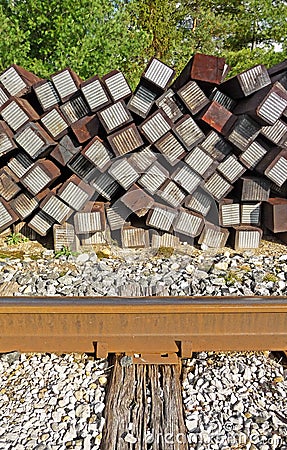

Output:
xmin=1 ymin=54 xmax=287 ymax=251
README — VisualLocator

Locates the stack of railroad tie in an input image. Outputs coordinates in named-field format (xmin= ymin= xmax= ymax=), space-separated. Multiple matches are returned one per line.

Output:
xmin=1 ymin=54 xmax=287 ymax=251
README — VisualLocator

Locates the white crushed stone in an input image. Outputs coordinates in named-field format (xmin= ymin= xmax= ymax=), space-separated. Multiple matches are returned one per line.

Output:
xmin=0 ymin=353 xmax=108 ymax=449
xmin=182 ymin=352 xmax=287 ymax=449
xmin=1 ymin=351 xmax=287 ymax=449
xmin=1 ymin=249 xmax=287 ymax=297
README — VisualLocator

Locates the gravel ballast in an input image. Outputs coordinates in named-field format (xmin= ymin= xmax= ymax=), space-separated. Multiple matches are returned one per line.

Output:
xmin=0 ymin=353 xmax=108 ymax=450
xmin=1 ymin=246 xmax=287 ymax=297
xmin=182 ymin=352 xmax=287 ymax=450
xmin=1 ymin=352 xmax=287 ymax=449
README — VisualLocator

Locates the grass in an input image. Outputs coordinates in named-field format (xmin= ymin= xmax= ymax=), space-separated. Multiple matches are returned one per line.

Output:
xmin=0 ymin=251 xmax=24 ymax=259
xmin=155 ymin=247 xmax=174 ymax=258
xmin=96 ymin=249 xmax=111 ymax=259
xmin=223 ymin=270 xmax=243 ymax=285
xmin=5 ymin=233 xmax=29 ymax=246
xmin=263 ymin=273 xmax=278 ymax=283
xmin=55 ymin=246 xmax=77 ymax=258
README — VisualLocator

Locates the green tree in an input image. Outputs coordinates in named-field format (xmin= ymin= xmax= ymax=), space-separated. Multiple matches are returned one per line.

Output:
xmin=0 ymin=0 xmax=150 ymax=87
xmin=207 ymin=0 xmax=287 ymax=75
xmin=127 ymin=0 xmax=229 ymax=76
xmin=128 ymin=0 xmax=287 ymax=78
xmin=1 ymin=0 xmax=287 ymax=86
xmin=0 ymin=3 xmax=30 ymax=68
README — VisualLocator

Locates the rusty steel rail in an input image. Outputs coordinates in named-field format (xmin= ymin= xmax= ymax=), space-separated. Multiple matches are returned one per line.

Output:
xmin=1 ymin=296 xmax=287 ymax=362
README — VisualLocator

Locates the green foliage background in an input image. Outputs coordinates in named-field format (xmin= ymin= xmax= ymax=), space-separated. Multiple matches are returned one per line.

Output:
xmin=1 ymin=0 xmax=287 ymax=87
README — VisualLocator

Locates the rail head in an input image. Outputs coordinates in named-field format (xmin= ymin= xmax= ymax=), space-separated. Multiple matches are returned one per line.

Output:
xmin=1 ymin=295 xmax=287 ymax=313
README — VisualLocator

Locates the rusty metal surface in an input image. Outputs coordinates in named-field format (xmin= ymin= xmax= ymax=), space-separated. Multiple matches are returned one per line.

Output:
xmin=200 ymin=101 xmax=236 ymax=134
xmin=0 ymin=120 xmax=17 ymax=156
xmin=263 ymin=197 xmax=287 ymax=233
xmin=120 ymin=185 xmax=154 ymax=217
xmin=172 ymin=54 xmax=227 ymax=91
xmin=50 ymin=135 xmax=82 ymax=166
xmin=1 ymin=296 xmax=287 ymax=354
xmin=191 ymin=54 xmax=228 ymax=85
xmin=70 ymin=114 xmax=99 ymax=143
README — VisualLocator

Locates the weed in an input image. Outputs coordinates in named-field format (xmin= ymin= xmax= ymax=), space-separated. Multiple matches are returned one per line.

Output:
xmin=224 ymin=270 xmax=242 ymax=285
xmin=156 ymin=247 xmax=174 ymax=258
xmin=59 ymin=270 xmax=68 ymax=277
xmin=0 ymin=251 xmax=24 ymax=259
xmin=263 ymin=273 xmax=278 ymax=283
xmin=238 ymin=264 xmax=252 ymax=272
xmin=29 ymin=254 xmax=42 ymax=261
xmin=55 ymin=246 xmax=76 ymax=258
xmin=5 ymin=233 xmax=28 ymax=246
xmin=96 ymin=249 xmax=111 ymax=259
